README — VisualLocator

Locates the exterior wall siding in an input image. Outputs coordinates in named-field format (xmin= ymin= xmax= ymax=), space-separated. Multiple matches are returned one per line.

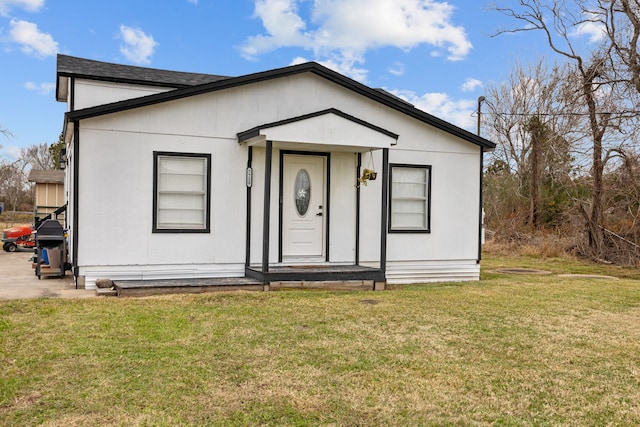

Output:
xmin=69 ymin=72 xmax=483 ymax=288
xmin=74 ymin=79 xmax=173 ymax=110
xmin=384 ymin=259 xmax=480 ymax=284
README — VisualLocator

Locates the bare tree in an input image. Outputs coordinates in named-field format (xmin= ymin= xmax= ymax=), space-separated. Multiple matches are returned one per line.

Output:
xmin=20 ymin=142 xmax=54 ymax=170
xmin=484 ymin=60 xmax=581 ymax=176
xmin=493 ymin=0 xmax=631 ymax=257
xmin=0 ymin=142 xmax=56 ymax=220
xmin=596 ymin=0 xmax=640 ymax=93
xmin=483 ymin=59 xmax=580 ymax=231
xmin=0 ymin=159 xmax=30 ymax=217
xmin=1 ymin=123 xmax=11 ymax=139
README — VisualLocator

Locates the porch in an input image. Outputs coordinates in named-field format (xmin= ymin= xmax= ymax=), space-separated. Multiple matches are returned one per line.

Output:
xmin=239 ymin=109 xmax=398 ymax=288
xmin=110 ymin=266 xmax=386 ymax=297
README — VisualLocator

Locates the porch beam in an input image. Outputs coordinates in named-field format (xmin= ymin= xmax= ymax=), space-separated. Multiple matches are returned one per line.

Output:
xmin=355 ymin=152 xmax=361 ymax=265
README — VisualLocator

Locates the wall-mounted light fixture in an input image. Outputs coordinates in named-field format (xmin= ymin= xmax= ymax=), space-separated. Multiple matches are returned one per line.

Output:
xmin=59 ymin=148 xmax=67 ymax=170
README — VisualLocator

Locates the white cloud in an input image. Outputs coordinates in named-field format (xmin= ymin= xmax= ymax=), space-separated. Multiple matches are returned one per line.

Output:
xmin=572 ymin=19 xmax=606 ymax=44
xmin=461 ymin=77 xmax=482 ymax=92
xmin=242 ymin=0 xmax=472 ymax=81
xmin=187 ymin=0 xmax=198 ymax=4
xmin=391 ymin=89 xmax=476 ymax=130
xmin=0 ymin=0 xmax=44 ymax=17
xmin=289 ymin=53 xmax=369 ymax=81
xmin=24 ymin=81 xmax=55 ymax=95
xmin=119 ymin=25 xmax=158 ymax=65
xmin=9 ymin=19 xmax=58 ymax=58
xmin=389 ymin=62 xmax=405 ymax=76
xmin=242 ymin=0 xmax=312 ymax=58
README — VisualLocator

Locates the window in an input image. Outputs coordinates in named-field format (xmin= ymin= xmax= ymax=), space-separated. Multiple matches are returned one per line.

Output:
xmin=294 ymin=169 xmax=311 ymax=216
xmin=389 ymin=164 xmax=431 ymax=233
xmin=153 ymin=152 xmax=211 ymax=233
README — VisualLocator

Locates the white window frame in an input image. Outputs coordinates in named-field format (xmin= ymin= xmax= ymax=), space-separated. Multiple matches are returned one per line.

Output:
xmin=389 ymin=164 xmax=431 ymax=233
xmin=153 ymin=152 xmax=211 ymax=233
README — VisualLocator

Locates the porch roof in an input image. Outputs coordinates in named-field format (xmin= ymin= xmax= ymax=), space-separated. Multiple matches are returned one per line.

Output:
xmin=237 ymin=108 xmax=398 ymax=152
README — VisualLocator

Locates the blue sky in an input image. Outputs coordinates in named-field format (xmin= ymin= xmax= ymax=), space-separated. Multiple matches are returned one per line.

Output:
xmin=0 ymin=0 xmax=557 ymax=160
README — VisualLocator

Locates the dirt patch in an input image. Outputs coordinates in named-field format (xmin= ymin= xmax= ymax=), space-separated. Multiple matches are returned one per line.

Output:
xmin=492 ymin=268 xmax=552 ymax=275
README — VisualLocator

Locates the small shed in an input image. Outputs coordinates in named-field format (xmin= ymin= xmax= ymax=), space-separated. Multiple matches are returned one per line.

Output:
xmin=28 ymin=169 xmax=65 ymax=222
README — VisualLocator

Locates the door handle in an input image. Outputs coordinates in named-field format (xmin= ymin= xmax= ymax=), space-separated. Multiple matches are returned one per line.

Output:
xmin=316 ymin=212 xmax=323 ymax=217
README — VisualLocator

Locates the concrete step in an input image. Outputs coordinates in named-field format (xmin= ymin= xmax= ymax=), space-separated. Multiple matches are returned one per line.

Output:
xmin=96 ymin=287 xmax=117 ymax=297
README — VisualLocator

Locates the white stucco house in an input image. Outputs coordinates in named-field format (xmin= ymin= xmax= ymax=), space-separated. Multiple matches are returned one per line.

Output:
xmin=55 ymin=54 xmax=495 ymax=290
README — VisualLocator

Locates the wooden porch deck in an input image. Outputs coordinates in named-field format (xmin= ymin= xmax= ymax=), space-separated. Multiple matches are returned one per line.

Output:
xmin=110 ymin=265 xmax=386 ymax=297
xmin=113 ymin=277 xmax=264 ymax=297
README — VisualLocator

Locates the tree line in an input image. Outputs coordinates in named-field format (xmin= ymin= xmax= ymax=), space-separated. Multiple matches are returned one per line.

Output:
xmin=0 ymin=133 xmax=64 ymax=214
xmin=484 ymin=0 xmax=640 ymax=265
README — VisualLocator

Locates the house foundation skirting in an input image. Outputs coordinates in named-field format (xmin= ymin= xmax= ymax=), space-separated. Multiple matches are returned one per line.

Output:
xmin=384 ymin=259 xmax=480 ymax=284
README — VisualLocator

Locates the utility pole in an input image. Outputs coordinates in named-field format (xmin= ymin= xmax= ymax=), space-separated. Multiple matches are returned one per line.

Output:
xmin=477 ymin=96 xmax=485 ymax=136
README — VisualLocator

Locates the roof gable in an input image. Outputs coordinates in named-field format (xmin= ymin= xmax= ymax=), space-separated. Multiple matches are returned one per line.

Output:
xmin=56 ymin=54 xmax=230 ymax=102
xmin=61 ymin=59 xmax=495 ymax=150
xmin=238 ymin=108 xmax=398 ymax=151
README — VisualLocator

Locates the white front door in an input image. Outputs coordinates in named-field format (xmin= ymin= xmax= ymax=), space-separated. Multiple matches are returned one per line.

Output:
xmin=282 ymin=154 xmax=326 ymax=259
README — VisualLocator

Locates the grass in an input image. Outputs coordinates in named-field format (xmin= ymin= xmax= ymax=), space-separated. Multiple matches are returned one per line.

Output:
xmin=1 ymin=252 xmax=640 ymax=426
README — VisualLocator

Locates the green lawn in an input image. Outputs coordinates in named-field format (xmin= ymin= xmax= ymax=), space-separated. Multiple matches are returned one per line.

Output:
xmin=1 ymin=253 xmax=639 ymax=426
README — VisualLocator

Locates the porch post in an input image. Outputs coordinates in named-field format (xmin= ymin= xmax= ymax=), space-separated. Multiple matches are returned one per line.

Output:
xmin=262 ymin=141 xmax=273 ymax=274
xmin=245 ymin=146 xmax=252 ymax=268
xmin=380 ymin=148 xmax=389 ymax=273
xmin=355 ymin=152 xmax=361 ymax=265
xmin=477 ymin=146 xmax=484 ymax=263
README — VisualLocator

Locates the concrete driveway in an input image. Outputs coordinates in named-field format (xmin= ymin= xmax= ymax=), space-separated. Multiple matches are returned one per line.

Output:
xmin=0 ymin=248 xmax=95 ymax=300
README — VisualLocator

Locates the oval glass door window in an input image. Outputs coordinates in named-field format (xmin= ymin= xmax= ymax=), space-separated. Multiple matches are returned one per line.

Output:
xmin=294 ymin=169 xmax=311 ymax=216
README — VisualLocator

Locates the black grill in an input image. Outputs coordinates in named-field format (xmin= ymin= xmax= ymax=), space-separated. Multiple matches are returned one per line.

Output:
xmin=34 ymin=219 xmax=67 ymax=279
xmin=36 ymin=220 xmax=65 ymax=249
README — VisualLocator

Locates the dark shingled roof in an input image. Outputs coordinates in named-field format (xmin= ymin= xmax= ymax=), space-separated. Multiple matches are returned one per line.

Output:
xmin=57 ymin=54 xmax=231 ymax=88
xmin=28 ymin=169 xmax=64 ymax=184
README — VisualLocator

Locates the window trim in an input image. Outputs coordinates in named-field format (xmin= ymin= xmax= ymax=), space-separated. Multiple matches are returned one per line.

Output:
xmin=153 ymin=151 xmax=211 ymax=233
xmin=388 ymin=163 xmax=431 ymax=234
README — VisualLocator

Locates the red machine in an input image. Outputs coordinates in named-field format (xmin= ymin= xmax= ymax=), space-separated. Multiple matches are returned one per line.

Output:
xmin=2 ymin=225 xmax=35 ymax=252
